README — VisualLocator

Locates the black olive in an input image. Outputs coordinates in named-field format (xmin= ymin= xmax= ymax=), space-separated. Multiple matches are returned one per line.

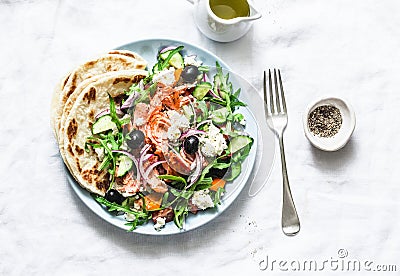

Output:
xmin=183 ymin=135 xmax=199 ymax=155
xmin=105 ymin=189 xmax=125 ymax=204
xmin=127 ymin=129 xmax=145 ymax=149
xmin=181 ymin=65 xmax=200 ymax=83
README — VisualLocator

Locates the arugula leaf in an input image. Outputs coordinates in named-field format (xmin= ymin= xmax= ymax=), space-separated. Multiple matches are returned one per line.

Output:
xmin=173 ymin=198 xmax=189 ymax=229
xmin=229 ymin=92 xmax=246 ymax=110
xmin=180 ymin=190 xmax=194 ymax=200
xmin=211 ymin=162 xmax=231 ymax=170
xmin=233 ymin=113 xmax=244 ymax=123
xmin=195 ymin=100 xmax=209 ymax=122
xmin=170 ymin=188 xmax=181 ymax=198
xmin=198 ymin=65 xmax=210 ymax=73
xmin=213 ymin=62 xmax=229 ymax=98
xmin=126 ymin=83 xmax=141 ymax=96
xmin=158 ymin=175 xmax=187 ymax=185
xmin=133 ymin=82 xmax=157 ymax=105
xmin=125 ymin=219 xmax=148 ymax=232
xmin=108 ymin=94 xmax=122 ymax=130
xmin=213 ymin=187 xmax=225 ymax=206
xmin=93 ymin=195 xmax=150 ymax=231
xmin=194 ymin=177 xmax=213 ymax=191
xmin=119 ymin=116 xmax=131 ymax=126
xmin=99 ymin=155 xmax=112 ymax=171
xmin=161 ymin=192 xmax=170 ymax=208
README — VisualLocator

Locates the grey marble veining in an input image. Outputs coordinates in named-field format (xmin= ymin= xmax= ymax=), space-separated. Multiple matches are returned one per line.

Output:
xmin=1 ymin=0 xmax=400 ymax=275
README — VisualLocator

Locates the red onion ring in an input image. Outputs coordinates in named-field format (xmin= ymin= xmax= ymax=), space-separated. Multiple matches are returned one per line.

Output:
xmin=121 ymin=92 xmax=139 ymax=110
xmin=160 ymin=46 xmax=178 ymax=54
xmin=95 ymin=108 xmax=124 ymax=119
xmin=143 ymin=160 xmax=167 ymax=181
xmin=187 ymin=151 xmax=202 ymax=187
xmin=180 ymin=129 xmax=205 ymax=140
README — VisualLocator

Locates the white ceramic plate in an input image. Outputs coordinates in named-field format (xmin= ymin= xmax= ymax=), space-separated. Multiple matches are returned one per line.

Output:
xmin=67 ymin=38 xmax=263 ymax=235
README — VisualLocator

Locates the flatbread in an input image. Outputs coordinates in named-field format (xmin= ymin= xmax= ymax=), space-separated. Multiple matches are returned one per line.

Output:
xmin=60 ymin=70 xmax=148 ymax=196
xmin=108 ymin=50 xmax=147 ymax=68
xmin=58 ymin=71 xmax=137 ymax=167
xmin=50 ymin=73 xmax=70 ymax=137
xmin=51 ymin=52 xmax=147 ymax=139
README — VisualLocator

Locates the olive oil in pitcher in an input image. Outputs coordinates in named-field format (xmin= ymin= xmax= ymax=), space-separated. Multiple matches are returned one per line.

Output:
xmin=209 ymin=0 xmax=250 ymax=20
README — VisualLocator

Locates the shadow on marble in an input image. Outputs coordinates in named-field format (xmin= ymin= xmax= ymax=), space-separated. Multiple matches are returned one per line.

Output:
xmin=308 ymin=138 xmax=357 ymax=172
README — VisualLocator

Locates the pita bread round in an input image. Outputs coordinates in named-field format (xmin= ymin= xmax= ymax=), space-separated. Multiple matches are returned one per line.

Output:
xmin=50 ymin=73 xmax=70 ymax=137
xmin=52 ymin=52 xmax=147 ymax=138
xmin=61 ymin=70 xmax=148 ymax=196
xmin=58 ymin=70 xmax=141 ymax=167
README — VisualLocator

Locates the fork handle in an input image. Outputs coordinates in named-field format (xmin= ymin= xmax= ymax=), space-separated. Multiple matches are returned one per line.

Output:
xmin=278 ymin=135 xmax=300 ymax=236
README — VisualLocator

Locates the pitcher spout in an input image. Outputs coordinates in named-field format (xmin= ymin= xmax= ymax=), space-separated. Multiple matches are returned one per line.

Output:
xmin=247 ymin=2 xmax=262 ymax=21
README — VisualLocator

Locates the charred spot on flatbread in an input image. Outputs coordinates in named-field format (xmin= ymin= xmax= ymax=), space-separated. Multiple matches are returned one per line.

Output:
xmin=68 ymin=145 xmax=73 ymax=155
xmin=113 ymin=77 xmax=132 ymax=85
xmin=111 ymin=51 xmax=139 ymax=60
xmin=83 ymin=87 xmax=96 ymax=104
xmin=63 ymin=74 xmax=70 ymax=88
xmin=133 ymin=74 xmax=145 ymax=83
xmin=76 ymin=159 xmax=82 ymax=173
xmin=81 ymin=169 xmax=110 ymax=192
xmin=65 ymin=74 xmax=77 ymax=99
xmin=67 ymin=118 xmax=78 ymax=139
xmin=95 ymin=177 xmax=110 ymax=192
xmin=88 ymin=110 xmax=95 ymax=120
xmin=75 ymin=145 xmax=84 ymax=155
xmin=86 ymin=61 xmax=96 ymax=67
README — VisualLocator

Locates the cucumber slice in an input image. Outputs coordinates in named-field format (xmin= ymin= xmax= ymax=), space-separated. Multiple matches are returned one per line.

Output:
xmin=160 ymin=50 xmax=184 ymax=69
xmin=228 ymin=135 xmax=253 ymax=154
xmin=152 ymin=63 xmax=160 ymax=74
xmin=193 ymin=82 xmax=212 ymax=100
xmin=159 ymin=51 xmax=171 ymax=60
xmin=211 ymin=107 xmax=228 ymax=125
xmin=225 ymin=162 xmax=241 ymax=181
xmin=92 ymin=115 xmax=117 ymax=135
xmin=116 ymin=155 xmax=133 ymax=177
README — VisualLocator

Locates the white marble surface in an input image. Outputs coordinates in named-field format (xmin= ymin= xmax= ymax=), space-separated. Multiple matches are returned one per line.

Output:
xmin=1 ymin=0 xmax=400 ymax=275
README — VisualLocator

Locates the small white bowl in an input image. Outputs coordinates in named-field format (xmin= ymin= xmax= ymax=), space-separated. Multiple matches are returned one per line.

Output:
xmin=303 ymin=97 xmax=356 ymax=151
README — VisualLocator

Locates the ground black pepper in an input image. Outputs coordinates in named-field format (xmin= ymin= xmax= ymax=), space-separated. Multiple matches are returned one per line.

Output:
xmin=308 ymin=105 xmax=342 ymax=137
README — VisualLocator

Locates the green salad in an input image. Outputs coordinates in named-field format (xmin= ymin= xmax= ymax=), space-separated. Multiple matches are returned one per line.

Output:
xmin=86 ymin=46 xmax=253 ymax=231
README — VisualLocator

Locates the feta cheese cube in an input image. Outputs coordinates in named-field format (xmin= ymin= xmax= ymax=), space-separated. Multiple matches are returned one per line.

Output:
xmin=184 ymin=55 xmax=203 ymax=67
xmin=153 ymin=67 xmax=176 ymax=86
xmin=192 ymin=189 xmax=214 ymax=210
xmin=154 ymin=217 xmax=166 ymax=231
xmin=167 ymin=125 xmax=181 ymax=142
xmin=124 ymin=213 xmax=136 ymax=222
xmin=199 ymin=123 xmax=227 ymax=157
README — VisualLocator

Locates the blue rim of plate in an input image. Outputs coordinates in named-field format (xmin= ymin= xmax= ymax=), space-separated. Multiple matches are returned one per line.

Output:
xmin=67 ymin=38 xmax=259 ymax=235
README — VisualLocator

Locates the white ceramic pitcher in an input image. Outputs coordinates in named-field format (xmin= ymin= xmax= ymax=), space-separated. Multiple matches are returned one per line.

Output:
xmin=187 ymin=0 xmax=262 ymax=42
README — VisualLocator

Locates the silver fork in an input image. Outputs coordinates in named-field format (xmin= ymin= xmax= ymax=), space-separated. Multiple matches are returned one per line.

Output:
xmin=263 ymin=69 xmax=300 ymax=236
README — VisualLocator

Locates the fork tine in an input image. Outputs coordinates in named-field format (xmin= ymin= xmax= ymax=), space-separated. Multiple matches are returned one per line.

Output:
xmin=273 ymin=69 xmax=281 ymax=113
xmin=278 ymin=69 xmax=287 ymax=113
xmin=268 ymin=69 xmax=275 ymax=114
xmin=263 ymin=71 xmax=269 ymax=112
